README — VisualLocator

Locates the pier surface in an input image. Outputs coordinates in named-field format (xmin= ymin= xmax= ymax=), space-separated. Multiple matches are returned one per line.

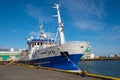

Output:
xmin=0 ymin=64 xmax=102 ymax=80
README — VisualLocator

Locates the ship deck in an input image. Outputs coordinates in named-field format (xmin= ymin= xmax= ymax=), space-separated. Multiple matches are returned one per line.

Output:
xmin=0 ymin=63 xmax=103 ymax=80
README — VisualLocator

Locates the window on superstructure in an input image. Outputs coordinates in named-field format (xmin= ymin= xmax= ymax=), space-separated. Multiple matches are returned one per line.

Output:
xmin=37 ymin=42 xmax=39 ymax=45
xmin=40 ymin=42 xmax=43 ymax=45
xmin=32 ymin=44 xmax=34 ymax=48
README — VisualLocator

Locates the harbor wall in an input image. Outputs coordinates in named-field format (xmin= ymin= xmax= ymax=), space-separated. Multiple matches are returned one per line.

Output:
xmin=80 ymin=57 xmax=120 ymax=61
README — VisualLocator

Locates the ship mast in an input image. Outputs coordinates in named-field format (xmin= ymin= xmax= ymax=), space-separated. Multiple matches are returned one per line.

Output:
xmin=39 ymin=21 xmax=46 ymax=39
xmin=52 ymin=4 xmax=65 ymax=45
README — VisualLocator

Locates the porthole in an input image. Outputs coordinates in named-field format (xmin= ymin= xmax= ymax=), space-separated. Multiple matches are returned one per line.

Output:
xmin=81 ymin=46 xmax=84 ymax=48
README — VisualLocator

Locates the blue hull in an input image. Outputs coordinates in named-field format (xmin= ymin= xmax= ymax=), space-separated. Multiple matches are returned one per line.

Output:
xmin=19 ymin=54 xmax=83 ymax=71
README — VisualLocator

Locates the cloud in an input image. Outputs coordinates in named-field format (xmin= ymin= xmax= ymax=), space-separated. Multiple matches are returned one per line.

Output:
xmin=74 ymin=20 xmax=105 ymax=31
xmin=29 ymin=31 xmax=40 ymax=37
xmin=25 ymin=4 xmax=42 ymax=20
xmin=59 ymin=0 xmax=107 ymax=31
xmin=45 ymin=32 xmax=55 ymax=38
xmin=83 ymin=25 xmax=120 ymax=41
xmin=29 ymin=31 xmax=55 ymax=39
xmin=105 ymin=25 xmax=120 ymax=41
xmin=25 ymin=4 xmax=51 ymax=22
xmin=60 ymin=0 xmax=107 ymax=19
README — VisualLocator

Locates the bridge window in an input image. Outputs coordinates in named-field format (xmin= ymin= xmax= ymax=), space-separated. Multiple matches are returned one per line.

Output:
xmin=32 ymin=44 xmax=34 ymax=48
xmin=37 ymin=42 xmax=39 ymax=45
xmin=40 ymin=42 xmax=43 ymax=45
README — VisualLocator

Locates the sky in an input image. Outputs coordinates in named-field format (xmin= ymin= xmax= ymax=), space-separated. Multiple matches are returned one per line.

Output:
xmin=0 ymin=0 xmax=120 ymax=56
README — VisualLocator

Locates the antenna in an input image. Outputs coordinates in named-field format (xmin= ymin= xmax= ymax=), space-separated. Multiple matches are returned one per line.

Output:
xmin=39 ymin=20 xmax=46 ymax=39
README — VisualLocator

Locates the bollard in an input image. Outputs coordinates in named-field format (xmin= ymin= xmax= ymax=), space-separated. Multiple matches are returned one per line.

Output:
xmin=81 ymin=70 xmax=88 ymax=77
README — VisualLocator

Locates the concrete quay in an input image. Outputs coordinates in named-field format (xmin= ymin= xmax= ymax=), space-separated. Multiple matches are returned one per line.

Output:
xmin=0 ymin=64 xmax=103 ymax=80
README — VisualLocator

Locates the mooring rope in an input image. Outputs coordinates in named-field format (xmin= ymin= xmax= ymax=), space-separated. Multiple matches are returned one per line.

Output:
xmin=60 ymin=44 xmax=82 ymax=72
xmin=6 ymin=51 xmax=27 ymax=65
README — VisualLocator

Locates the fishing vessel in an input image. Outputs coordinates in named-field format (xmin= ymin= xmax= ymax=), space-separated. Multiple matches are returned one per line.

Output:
xmin=19 ymin=4 xmax=89 ymax=72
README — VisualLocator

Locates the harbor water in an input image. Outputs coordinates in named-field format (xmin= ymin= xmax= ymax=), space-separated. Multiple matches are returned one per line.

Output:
xmin=78 ymin=60 xmax=120 ymax=78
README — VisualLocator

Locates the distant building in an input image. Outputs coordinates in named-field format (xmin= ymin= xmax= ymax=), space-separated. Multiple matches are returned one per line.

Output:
xmin=108 ymin=54 xmax=115 ymax=58
xmin=19 ymin=48 xmax=26 ymax=52
xmin=94 ymin=56 xmax=100 ymax=59
xmin=0 ymin=48 xmax=20 ymax=61
xmin=82 ymin=46 xmax=95 ymax=59
xmin=107 ymin=54 xmax=120 ymax=58
xmin=10 ymin=48 xmax=14 ymax=52
xmin=116 ymin=54 xmax=120 ymax=57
